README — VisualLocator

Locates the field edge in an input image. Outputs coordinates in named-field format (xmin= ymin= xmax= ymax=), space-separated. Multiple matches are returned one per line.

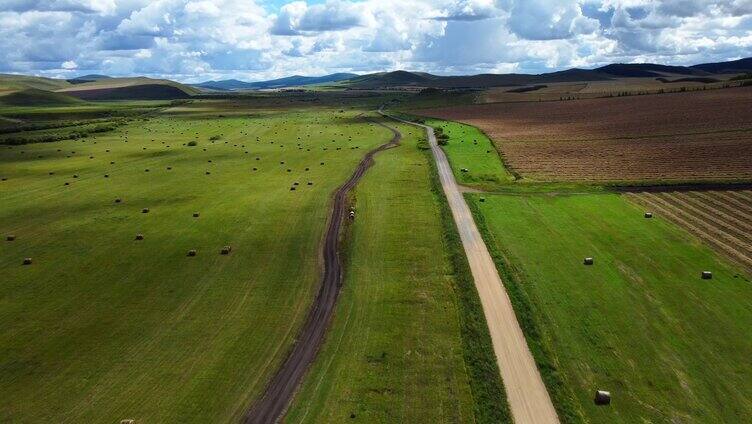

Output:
xmin=466 ymin=194 xmax=583 ymax=424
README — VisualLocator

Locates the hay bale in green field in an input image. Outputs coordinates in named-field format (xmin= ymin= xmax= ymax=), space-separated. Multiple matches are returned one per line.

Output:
xmin=594 ymin=390 xmax=611 ymax=405
xmin=702 ymin=271 xmax=713 ymax=279
xmin=584 ymin=257 xmax=594 ymax=265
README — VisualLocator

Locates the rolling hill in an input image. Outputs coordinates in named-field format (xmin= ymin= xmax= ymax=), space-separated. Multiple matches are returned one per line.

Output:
xmin=0 ymin=74 xmax=72 ymax=94
xmin=0 ymin=88 xmax=84 ymax=106
xmin=194 ymin=73 xmax=357 ymax=91
xmin=67 ymin=74 xmax=111 ymax=84
xmin=56 ymin=77 xmax=199 ymax=100
xmin=342 ymin=57 xmax=752 ymax=89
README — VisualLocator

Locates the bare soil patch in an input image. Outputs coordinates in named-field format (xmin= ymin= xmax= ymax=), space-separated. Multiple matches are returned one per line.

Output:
xmin=417 ymin=87 xmax=752 ymax=182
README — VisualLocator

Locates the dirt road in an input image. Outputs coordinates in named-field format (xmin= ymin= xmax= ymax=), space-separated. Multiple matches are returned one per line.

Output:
xmin=384 ymin=111 xmax=559 ymax=424
xmin=243 ymin=119 xmax=401 ymax=424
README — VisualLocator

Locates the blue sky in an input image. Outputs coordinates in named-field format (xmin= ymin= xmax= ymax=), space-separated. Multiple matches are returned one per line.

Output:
xmin=1 ymin=0 xmax=751 ymax=82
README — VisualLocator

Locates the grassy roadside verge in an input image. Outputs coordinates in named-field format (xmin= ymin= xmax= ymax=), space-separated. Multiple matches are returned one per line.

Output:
xmin=285 ymin=119 xmax=477 ymax=422
xmin=422 ymin=125 xmax=512 ymax=423
xmin=467 ymin=197 xmax=582 ymax=423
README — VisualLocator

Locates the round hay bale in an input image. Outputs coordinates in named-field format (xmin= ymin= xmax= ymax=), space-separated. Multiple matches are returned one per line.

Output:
xmin=644 ymin=212 xmax=653 ymax=218
xmin=252 ymin=167 xmax=258 ymax=171
xmin=135 ymin=234 xmax=144 ymax=240
xmin=479 ymin=197 xmax=486 ymax=202
xmin=115 ymin=198 xmax=122 ymax=203
xmin=142 ymin=208 xmax=149 ymax=213
xmin=594 ymin=390 xmax=611 ymax=405
xmin=110 ymin=161 xmax=115 ymax=164
xmin=167 ymin=166 xmax=172 ymax=170
xmin=220 ymin=246 xmax=231 ymax=255
xmin=290 ymin=186 xmax=296 ymax=191
xmin=49 ymin=172 xmax=55 ymax=175
xmin=293 ymin=182 xmax=299 ymax=186
xmin=104 ymin=174 xmax=109 ymax=178
xmin=6 ymin=235 xmax=15 ymax=241
xmin=287 ymin=169 xmax=291 ymax=172
xmin=193 ymin=212 xmax=200 ymax=217
xmin=307 ymin=181 xmax=313 ymax=185
xmin=73 ymin=174 xmax=79 ymax=178
xmin=583 ymin=257 xmax=594 ymax=265
xmin=23 ymin=257 xmax=32 ymax=265
xmin=64 ymin=182 xmax=70 ymax=186
xmin=144 ymin=169 xmax=149 ymax=172
xmin=320 ymin=162 xmax=325 ymax=165
xmin=701 ymin=271 xmax=713 ymax=280
xmin=187 ymin=249 xmax=197 ymax=257
xmin=205 ymin=171 xmax=211 ymax=175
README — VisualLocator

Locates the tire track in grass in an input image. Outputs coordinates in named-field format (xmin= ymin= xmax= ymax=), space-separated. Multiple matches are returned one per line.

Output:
xmin=242 ymin=118 xmax=401 ymax=424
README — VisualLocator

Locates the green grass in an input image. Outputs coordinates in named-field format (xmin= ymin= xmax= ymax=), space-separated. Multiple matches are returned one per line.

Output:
xmin=286 ymin=117 xmax=509 ymax=423
xmin=0 ymin=103 xmax=394 ymax=422
xmin=468 ymin=192 xmax=752 ymax=423
xmin=422 ymin=118 xmax=514 ymax=189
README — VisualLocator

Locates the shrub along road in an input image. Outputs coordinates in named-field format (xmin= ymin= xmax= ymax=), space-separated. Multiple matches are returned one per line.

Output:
xmin=383 ymin=111 xmax=560 ymax=424
xmin=243 ymin=119 xmax=401 ymax=423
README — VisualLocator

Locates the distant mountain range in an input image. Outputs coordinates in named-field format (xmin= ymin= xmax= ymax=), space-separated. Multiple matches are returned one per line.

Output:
xmin=67 ymin=74 xmax=111 ymax=84
xmin=340 ymin=57 xmax=752 ymax=89
xmin=193 ymin=73 xmax=357 ymax=91
xmin=1 ymin=57 xmax=750 ymax=103
xmin=189 ymin=57 xmax=752 ymax=91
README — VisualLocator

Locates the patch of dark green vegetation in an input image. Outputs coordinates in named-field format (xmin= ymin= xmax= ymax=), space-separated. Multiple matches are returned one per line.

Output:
xmin=425 ymin=145 xmax=512 ymax=424
xmin=0 ymin=121 xmax=121 ymax=145
xmin=507 ymin=84 xmax=547 ymax=93
xmin=656 ymin=77 xmax=720 ymax=84
xmin=467 ymin=198 xmax=582 ymax=424
xmin=730 ymin=73 xmax=752 ymax=81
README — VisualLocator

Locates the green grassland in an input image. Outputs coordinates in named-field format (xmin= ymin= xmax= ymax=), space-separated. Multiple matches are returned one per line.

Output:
xmin=0 ymin=103 xmax=395 ymax=422
xmin=402 ymin=109 xmax=752 ymax=422
xmin=423 ymin=118 xmax=514 ymax=189
xmin=286 ymin=117 xmax=509 ymax=423
xmin=469 ymin=193 xmax=752 ymax=423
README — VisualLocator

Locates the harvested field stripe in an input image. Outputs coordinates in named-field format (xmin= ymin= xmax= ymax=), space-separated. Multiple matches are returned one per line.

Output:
xmin=649 ymin=193 xmax=752 ymax=252
xmin=662 ymin=192 xmax=752 ymax=243
xmin=625 ymin=193 xmax=752 ymax=270
xmin=725 ymin=190 xmax=752 ymax=209
xmin=715 ymin=191 xmax=752 ymax=214
xmin=689 ymin=192 xmax=752 ymax=232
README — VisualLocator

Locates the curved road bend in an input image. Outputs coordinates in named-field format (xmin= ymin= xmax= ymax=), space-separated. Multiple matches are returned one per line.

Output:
xmin=243 ymin=119 xmax=401 ymax=424
xmin=382 ymin=111 xmax=559 ymax=424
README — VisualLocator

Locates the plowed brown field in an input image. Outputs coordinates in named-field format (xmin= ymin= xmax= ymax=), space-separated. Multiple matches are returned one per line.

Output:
xmin=626 ymin=190 xmax=752 ymax=272
xmin=416 ymin=87 xmax=752 ymax=182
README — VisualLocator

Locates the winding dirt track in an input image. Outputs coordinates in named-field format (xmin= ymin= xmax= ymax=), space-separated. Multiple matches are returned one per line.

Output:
xmin=243 ymin=118 xmax=401 ymax=424
xmin=383 ymin=111 xmax=559 ymax=424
